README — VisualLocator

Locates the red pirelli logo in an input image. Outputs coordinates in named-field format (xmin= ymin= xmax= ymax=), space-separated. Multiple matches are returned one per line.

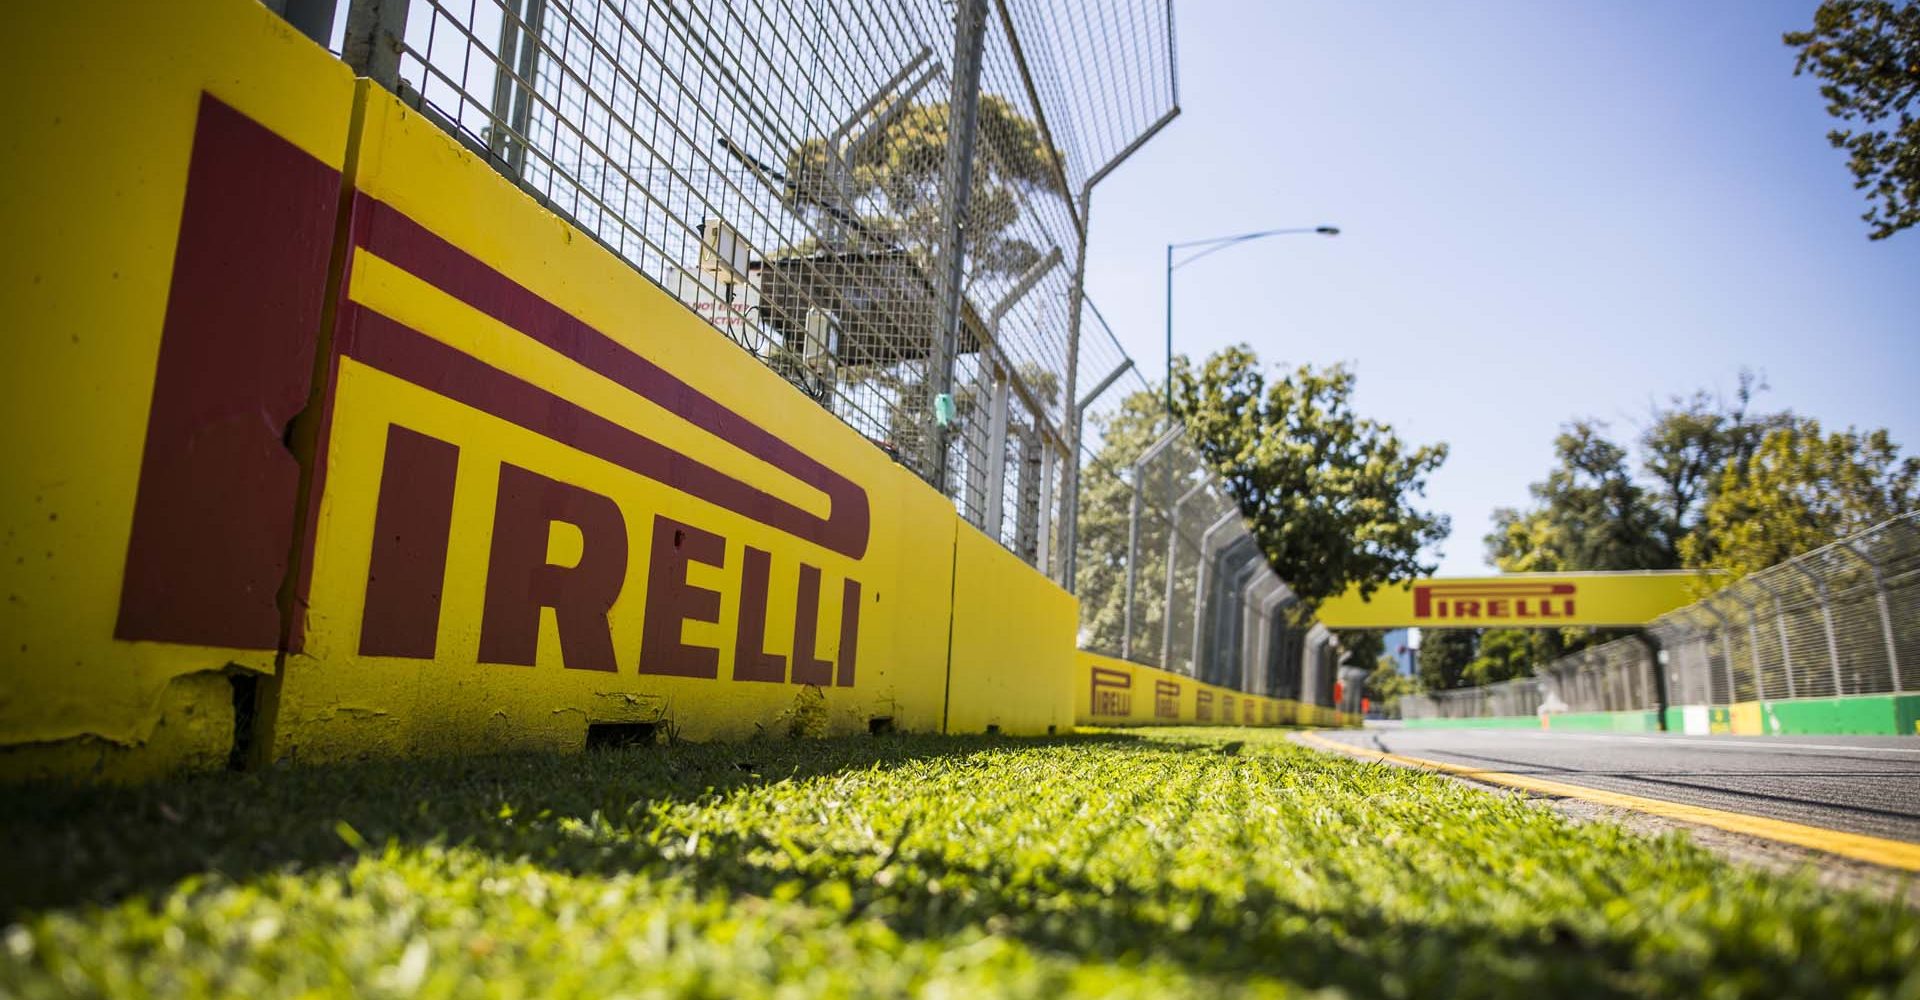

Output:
xmin=1153 ymin=679 xmax=1180 ymax=719
xmin=1090 ymin=667 xmax=1132 ymax=717
xmin=117 ymin=95 xmax=872 ymax=689
xmin=1413 ymin=581 xmax=1575 ymax=621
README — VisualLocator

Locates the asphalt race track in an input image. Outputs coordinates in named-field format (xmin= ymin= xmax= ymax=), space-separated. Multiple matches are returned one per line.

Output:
xmin=1311 ymin=725 xmax=1920 ymax=843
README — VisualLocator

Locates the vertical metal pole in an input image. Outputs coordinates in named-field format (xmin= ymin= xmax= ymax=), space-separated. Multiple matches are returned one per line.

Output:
xmin=1846 ymin=540 xmax=1903 ymax=692
xmin=1788 ymin=561 xmax=1845 ymax=695
xmin=1160 ymin=481 xmax=1207 ymax=670
xmin=1058 ymin=203 xmax=1091 ymax=594
xmin=982 ymin=369 xmax=1010 ymax=536
xmin=1703 ymin=604 xmax=1738 ymax=703
xmin=342 ymin=0 xmax=410 ymax=89
xmin=1036 ymin=444 xmax=1056 ymax=578
xmin=1732 ymin=591 xmax=1767 ymax=703
xmin=926 ymin=0 xmax=990 ymax=494
xmin=1750 ymin=577 xmax=1795 ymax=699
xmin=1191 ymin=513 xmax=1237 ymax=677
xmin=279 ymin=0 xmax=338 ymax=46
xmin=488 ymin=0 xmax=549 ymax=182
xmin=1121 ymin=469 xmax=1142 ymax=660
xmin=1164 ymin=244 xmax=1175 ymax=416
xmin=1635 ymin=632 xmax=1667 ymax=730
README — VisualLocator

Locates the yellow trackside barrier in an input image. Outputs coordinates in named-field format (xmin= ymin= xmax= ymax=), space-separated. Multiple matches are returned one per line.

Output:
xmin=1075 ymin=653 xmax=1356 ymax=729
xmin=1729 ymin=702 xmax=1765 ymax=736
xmin=262 ymin=82 xmax=968 ymax=759
xmin=6 ymin=0 xmax=1329 ymax=780
xmin=0 ymin=0 xmax=357 ymax=780
xmin=945 ymin=525 xmax=1079 ymax=735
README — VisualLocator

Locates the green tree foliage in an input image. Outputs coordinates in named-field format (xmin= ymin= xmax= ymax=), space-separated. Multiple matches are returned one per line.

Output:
xmin=1417 ymin=629 xmax=1479 ymax=692
xmin=1171 ymin=347 xmax=1451 ymax=605
xmin=1073 ymin=390 xmax=1174 ymax=658
xmin=1338 ymin=630 xmax=1386 ymax=674
xmin=1683 ymin=420 xmax=1920 ymax=576
xmin=1486 ymin=377 xmax=1915 ymax=681
xmin=1362 ymin=654 xmax=1424 ymax=715
xmin=1486 ymin=421 xmax=1667 ymax=575
xmin=1636 ymin=374 xmax=1791 ymax=565
xmin=1485 ymin=380 xmax=1789 ymax=668
xmin=781 ymin=94 xmax=1060 ymax=275
xmin=1786 ymin=1 xmax=1920 ymax=239
xmin=1462 ymin=629 xmax=1538 ymax=687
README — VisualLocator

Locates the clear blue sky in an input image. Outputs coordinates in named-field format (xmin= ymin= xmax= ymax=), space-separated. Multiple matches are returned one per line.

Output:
xmin=1080 ymin=0 xmax=1920 ymax=576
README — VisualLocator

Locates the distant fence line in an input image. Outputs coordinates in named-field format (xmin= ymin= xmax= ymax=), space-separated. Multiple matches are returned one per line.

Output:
xmin=1402 ymin=512 xmax=1919 ymax=721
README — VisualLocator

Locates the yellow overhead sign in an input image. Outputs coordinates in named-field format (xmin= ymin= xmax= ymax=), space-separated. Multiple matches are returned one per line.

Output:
xmin=1315 ymin=572 xmax=1710 ymax=629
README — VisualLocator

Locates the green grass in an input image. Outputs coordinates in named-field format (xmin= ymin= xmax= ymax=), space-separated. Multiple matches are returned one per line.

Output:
xmin=1 ymin=726 xmax=1915 ymax=998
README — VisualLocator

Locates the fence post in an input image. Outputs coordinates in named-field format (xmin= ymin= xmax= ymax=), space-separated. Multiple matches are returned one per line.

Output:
xmin=1160 ymin=480 xmax=1208 ymax=670
xmin=341 ymin=0 xmax=409 ymax=89
xmin=1634 ymin=632 xmax=1667 ymax=729
xmin=1701 ymin=601 xmax=1739 ymax=703
xmin=1749 ymin=576 xmax=1796 ymax=699
xmin=925 ymin=0 xmax=990 ymax=493
xmin=1729 ymin=589 xmax=1768 ymax=703
xmin=1786 ymin=560 xmax=1845 ymax=695
xmin=1844 ymin=538 xmax=1903 ymax=692
xmin=1190 ymin=512 xmax=1238 ymax=678
xmin=1121 ymin=427 xmax=1182 ymax=662
xmin=486 ymin=0 xmax=547 ymax=180
xmin=1122 ymin=467 xmax=1142 ymax=660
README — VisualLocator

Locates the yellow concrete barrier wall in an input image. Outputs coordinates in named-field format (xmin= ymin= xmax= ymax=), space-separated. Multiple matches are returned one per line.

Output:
xmin=1075 ymin=653 xmax=1355 ymax=729
xmin=945 ymin=526 xmax=1079 ymax=735
xmin=0 ymin=0 xmax=1091 ymax=778
xmin=0 ymin=0 xmax=356 ymax=780
xmin=262 ymin=82 xmax=976 ymax=760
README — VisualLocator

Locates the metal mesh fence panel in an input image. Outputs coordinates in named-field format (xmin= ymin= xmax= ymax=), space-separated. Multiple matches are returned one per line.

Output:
xmin=1657 ymin=514 xmax=1917 ymax=706
xmin=1402 ymin=677 xmax=1543 ymax=720
xmin=328 ymin=0 xmax=1175 ymax=575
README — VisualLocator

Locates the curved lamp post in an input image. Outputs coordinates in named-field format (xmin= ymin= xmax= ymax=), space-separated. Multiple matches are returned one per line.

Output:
xmin=1165 ymin=225 xmax=1339 ymax=413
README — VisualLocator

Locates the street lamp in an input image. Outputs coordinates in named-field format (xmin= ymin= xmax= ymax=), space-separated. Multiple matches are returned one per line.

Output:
xmin=1165 ymin=225 xmax=1339 ymax=413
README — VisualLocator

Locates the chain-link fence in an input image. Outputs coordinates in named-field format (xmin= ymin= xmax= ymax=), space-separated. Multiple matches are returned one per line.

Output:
xmin=1401 ymin=676 xmax=1542 ymax=720
xmin=1068 ymin=308 xmax=1346 ymax=705
xmin=303 ymin=0 xmax=1175 ymax=579
xmin=1401 ymin=512 xmax=1920 ymax=721
xmin=1654 ymin=512 xmax=1917 ymax=707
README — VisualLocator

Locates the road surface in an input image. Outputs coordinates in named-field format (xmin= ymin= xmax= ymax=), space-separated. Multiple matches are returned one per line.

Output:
xmin=1307 ymin=724 xmax=1920 ymax=844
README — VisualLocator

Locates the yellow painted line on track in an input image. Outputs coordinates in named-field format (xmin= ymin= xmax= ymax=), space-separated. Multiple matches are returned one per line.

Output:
xmin=1294 ymin=730 xmax=1920 ymax=873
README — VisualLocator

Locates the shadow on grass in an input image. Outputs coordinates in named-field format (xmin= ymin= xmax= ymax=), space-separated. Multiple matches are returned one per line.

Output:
xmin=0 ymin=728 xmax=1903 ymax=998
xmin=0 ymin=730 xmax=1164 ymax=915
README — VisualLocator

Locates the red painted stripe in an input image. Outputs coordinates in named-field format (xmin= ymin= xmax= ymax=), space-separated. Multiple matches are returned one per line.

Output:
xmin=115 ymin=94 xmax=340 ymax=649
xmin=340 ymin=306 xmax=852 ymax=552
xmin=355 ymin=198 xmax=871 ymax=560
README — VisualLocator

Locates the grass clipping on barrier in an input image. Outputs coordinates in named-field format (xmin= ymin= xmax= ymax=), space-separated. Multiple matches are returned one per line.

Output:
xmin=1 ymin=726 xmax=1916 ymax=998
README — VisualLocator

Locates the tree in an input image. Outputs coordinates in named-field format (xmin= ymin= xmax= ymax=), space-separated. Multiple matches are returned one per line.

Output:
xmin=1171 ymin=347 xmax=1451 ymax=604
xmin=780 ymin=94 xmax=1060 ymax=277
xmin=1363 ymin=655 xmax=1424 ymax=716
xmin=1683 ymin=419 xmax=1920 ymax=576
xmin=1485 ymin=417 xmax=1691 ymax=667
xmin=1338 ymin=630 xmax=1386 ymax=674
xmin=1073 ymin=390 xmax=1175 ymax=659
xmin=1637 ymin=374 xmax=1791 ymax=565
xmin=1486 ymin=420 xmax=1668 ymax=574
xmin=1417 ymin=629 xmax=1479 ymax=692
xmin=1785 ymin=1 xmax=1920 ymax=240
xmin=1463 ymin=629 xmax=1538 ymax=687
